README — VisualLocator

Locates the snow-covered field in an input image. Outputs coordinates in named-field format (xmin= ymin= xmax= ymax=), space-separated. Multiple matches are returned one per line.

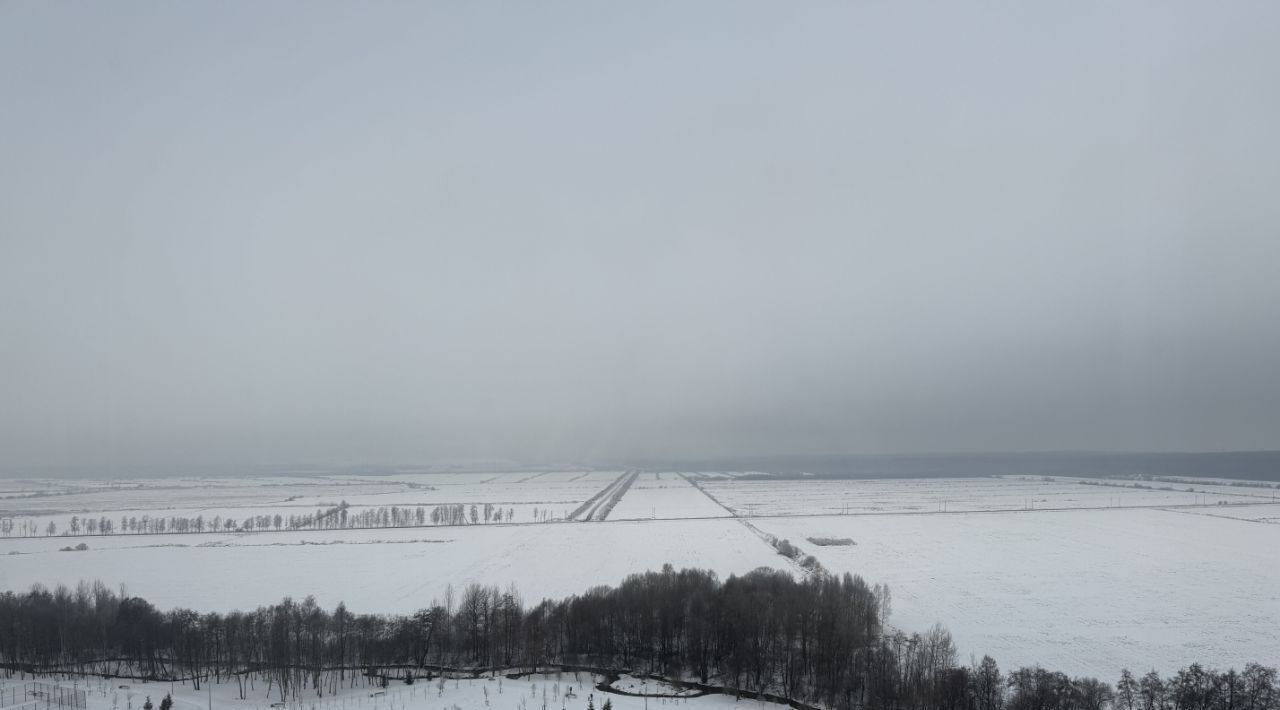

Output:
xmin=0 ymin=518 xmax=778 ymax=614
xmin=752 ymin=508 xmax=1280 ymax=677
xmin=0 ymin=473 xmax=620 ymax=534
xmin=696 ymin=475 xmax=1278 ymax=516
xmin=3 ymin=472 xmax=1279 ymax=679
xmin=0 ymin=672 xmax=768 ymax=710
xmin=0 ymin=479 xmax=410 ymax=516
xmin=1158 ymin=503 xmax=1280 ymax=524
xmin=604 ymin=474 xmax=731 ymax=520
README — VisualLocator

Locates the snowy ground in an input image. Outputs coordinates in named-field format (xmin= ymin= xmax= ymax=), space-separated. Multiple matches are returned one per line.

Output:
xmin=0 ymin=672 xmax=770 ymax=710
xmin=1157 ymin=503 xmax=1280 ymax=524
xmin=604 ymin=474 xmax=730 ymax=520
xmin=0 ymin=474 xmax=620 ymax=534
xmin=697 ymin=475 xmax=1278 ymax=516
xmin=0 ymin=519 xmax=779 ymax=613
xmin=3 ymin=473 xmax=1278 ymax=678
xmin=752 ymin=508 xmax=1280 ymax=677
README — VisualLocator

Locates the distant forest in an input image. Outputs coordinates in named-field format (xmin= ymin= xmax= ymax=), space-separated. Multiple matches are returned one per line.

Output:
xmin=0 ymin=567 xmax=1275 ymax=710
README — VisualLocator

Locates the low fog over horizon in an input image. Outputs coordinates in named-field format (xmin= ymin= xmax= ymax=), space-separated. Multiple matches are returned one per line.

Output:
xmin=3 ymin=2 xmax=1279 ymax=473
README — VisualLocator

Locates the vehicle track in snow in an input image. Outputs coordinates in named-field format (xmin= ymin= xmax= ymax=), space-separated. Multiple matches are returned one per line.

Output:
xmin=567 ymin=471 xmax=640 ymax=521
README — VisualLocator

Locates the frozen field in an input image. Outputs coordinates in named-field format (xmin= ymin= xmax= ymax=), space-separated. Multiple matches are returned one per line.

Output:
xmin=0 ymin=672 xmax=774 ymax=710
xmin=752 ymin=508 xmax=1280 ymax=677
xmin=0 ymin=473 xmax=623 ymax=534
xmin=1158 ymin=503 xmax=1280 ymax=524
xmin=0 ymin=518 xmax=779 ymax=614
xmin=696 ymin=475 xmax=1278 ymax=516
xmin=2 ymin=472 xmax=1279 ymax=678
xmin=604 ymin=473 xmax=732 ymax=520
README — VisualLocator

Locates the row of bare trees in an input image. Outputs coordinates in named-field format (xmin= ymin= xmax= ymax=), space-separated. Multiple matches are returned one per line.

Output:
xmin=0 ymin=503 xmax=527 ymax=539
xmin=0 ymin=570 xmax=1275 ymax=710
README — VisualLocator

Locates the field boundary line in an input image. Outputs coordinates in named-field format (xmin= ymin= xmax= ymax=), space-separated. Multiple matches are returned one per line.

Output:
xmin=1152 ymin=506 xmax=1280 ymax=526
xmin=5 ymin=498 xmax=1280 ymax=543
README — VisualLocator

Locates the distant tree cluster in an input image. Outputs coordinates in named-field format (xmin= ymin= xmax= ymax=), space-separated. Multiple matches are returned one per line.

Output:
xmin=0 ymin=502 xmax=529 ymax=539
xmin=1135 ymin=476 xmax=1280 ymax=491
xmin=1 ymin=517 xmax=116 ymax=537
xmin=0 ymin=570 xmax=1274 ymax=710
xmin=768 ymin=536 xmax=826 ymax=575
xmin=428 ymin=504 xmax=516 ymax=526
xmin=999 ymin=665 xmax=1278 ymax=710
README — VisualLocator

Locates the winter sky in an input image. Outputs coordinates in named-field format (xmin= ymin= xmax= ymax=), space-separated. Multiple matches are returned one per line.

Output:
xmin=2 ymin=2 xmax=1278 ymax=470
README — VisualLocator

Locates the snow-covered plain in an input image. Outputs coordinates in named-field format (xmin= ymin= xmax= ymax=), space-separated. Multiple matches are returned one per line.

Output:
xmin=0 ymin=474 xmax=619 ymax=534
xmin=696 ymin=475 xmax=1276 ymax=516
xmin=752 ymin=508 xmax=1280 ymax=678
xmin=1157 ymin=503 xmax=1280 ymax=524
xmin=604 ymin=474 xmax=731 ymax=520
xmin=3 ymin=473 xmax=1279 ymax=680
xmin=0 ymin=518 xmax=779 ymax=614
xmin=1 ymin=671 xmax=773 ymax=710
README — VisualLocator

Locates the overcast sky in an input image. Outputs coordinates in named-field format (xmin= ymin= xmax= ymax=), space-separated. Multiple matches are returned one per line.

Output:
xmin=2 ymin=2 xmax=1278 ymax=471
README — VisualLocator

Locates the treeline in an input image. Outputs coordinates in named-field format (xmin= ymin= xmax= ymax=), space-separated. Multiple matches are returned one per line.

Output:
xmin=0 ymin=568 xmax=1276 ymax=710
xmin=0 ymin=503 xmax=532 ymax=538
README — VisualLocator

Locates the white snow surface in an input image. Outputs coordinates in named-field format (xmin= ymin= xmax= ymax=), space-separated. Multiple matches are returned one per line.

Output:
xmin=753 ymin=508 xmax=1280 ymax=677
xmin=5 ymin=672 xmax=774 ymax=710
xmin=604 ymin=474 xmax=730 ymax=520
xmin=0 ymin=519 xmax=777 ymax=614
xmin=3 ymin=473 xmax=1279 ymax=679
xmin=697 ymin=476 xmax=1275 ymax=515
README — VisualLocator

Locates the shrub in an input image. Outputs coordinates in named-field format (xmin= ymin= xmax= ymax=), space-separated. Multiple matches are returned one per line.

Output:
xmin=807 ymin=537 xmax=855 ymax=546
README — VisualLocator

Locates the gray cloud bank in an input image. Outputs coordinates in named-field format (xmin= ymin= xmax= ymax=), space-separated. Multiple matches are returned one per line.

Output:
xmin=2 ymin=2 xmax=1278 ymax=471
